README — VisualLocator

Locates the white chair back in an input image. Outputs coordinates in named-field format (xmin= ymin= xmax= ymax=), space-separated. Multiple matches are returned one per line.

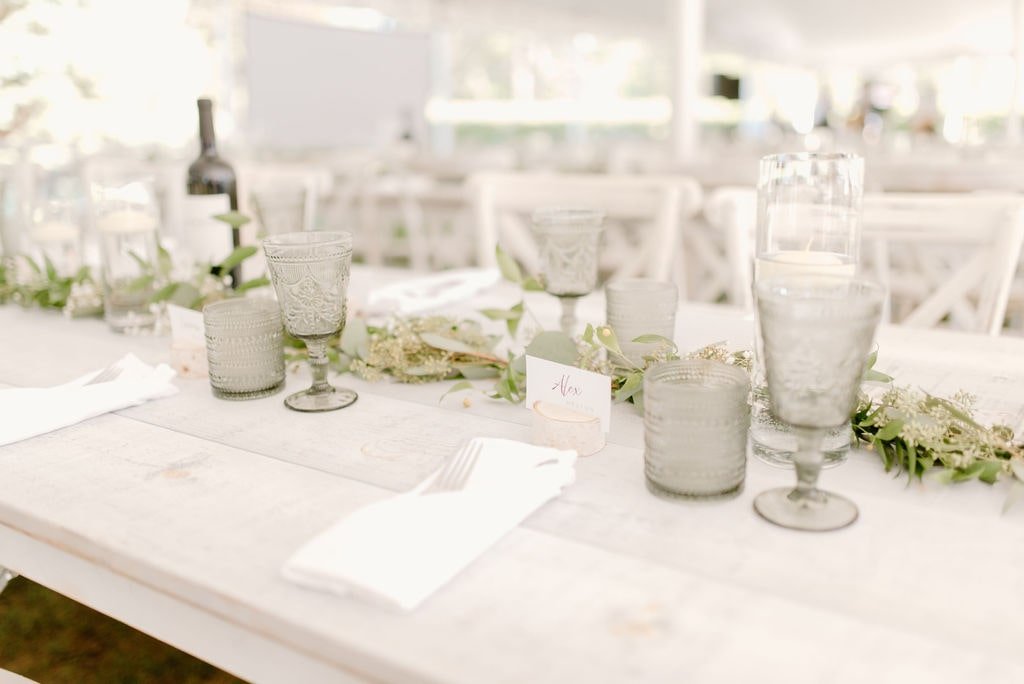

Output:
xmin=469 ymin=172 xmax=702 ymax=285
xmin=708 ymin=187 xmax=1024 ymax=336
xmin=861 ymin=193 xmax=1024 ymax=336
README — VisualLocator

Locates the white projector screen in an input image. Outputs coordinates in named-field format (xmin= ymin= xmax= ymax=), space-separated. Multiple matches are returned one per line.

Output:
xmin=245 ymin=13 xmax=431 ymax=148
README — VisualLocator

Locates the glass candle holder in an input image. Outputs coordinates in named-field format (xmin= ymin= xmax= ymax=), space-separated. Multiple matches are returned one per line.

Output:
xmin=532 ymin=208 xmax=605 ymax=335
xmin=203 ymin=298 xmax=286 ymax=400
xmin=643 ymin=359 xmax=750 ymax=499
xmin=606 ymin=278 xmax=678 ymax=366
xmin=93 ymin=178 xmax=161 ymax=333
xmin=752 ymin=152 xmax=864 ymax=469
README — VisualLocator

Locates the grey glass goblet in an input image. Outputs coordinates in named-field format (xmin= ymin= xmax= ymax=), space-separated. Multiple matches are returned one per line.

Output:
xmin=532 ymin=208 xmax=605 ymax=335
xmin=263 ymin=231 xmax=357 ymax=412
xmin=753 ymin=275 xmax=884 ymax=531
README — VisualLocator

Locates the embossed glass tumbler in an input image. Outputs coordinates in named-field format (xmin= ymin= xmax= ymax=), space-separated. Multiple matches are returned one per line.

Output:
xmin=263 ymin=231 xmax=357 ymax=412
xmin=606 ymin=278 xmax=678 ymax=366
xmin=203 ymin=298 xmax=285 ymax=400
xmin=643 ymin=359 xmax=750 ymax=499
xmin=532 ymin=208 xmax=605 ymax=335
xmin=753 ymin=276 xmax=884 ymax=531
xmin=752 ymin=152 xmax=863 ymax=469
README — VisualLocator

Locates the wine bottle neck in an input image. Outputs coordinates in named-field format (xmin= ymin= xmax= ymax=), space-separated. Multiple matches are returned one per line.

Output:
xmin=198 ymin=99 xmax=217 ymax=155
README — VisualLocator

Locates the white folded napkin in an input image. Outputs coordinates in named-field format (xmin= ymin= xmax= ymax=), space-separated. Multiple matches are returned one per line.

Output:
xmin=0 ymin=353 xmax=178 ymax=447
xmin=365 ymin=268 xmax=500 ymax=316
xmin=282 ymin=437 xmax=577 ymax=611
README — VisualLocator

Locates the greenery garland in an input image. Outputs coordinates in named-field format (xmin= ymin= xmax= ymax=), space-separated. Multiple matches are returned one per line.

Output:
xmin=3 ymin=238 xmax=1023 ymax=497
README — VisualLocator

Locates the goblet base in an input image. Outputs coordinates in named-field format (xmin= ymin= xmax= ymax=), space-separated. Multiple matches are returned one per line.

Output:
xmin=284 ymin=386 xmax=358 ymax=412
xmin=753 ymin=486 xmax=858 ymax=532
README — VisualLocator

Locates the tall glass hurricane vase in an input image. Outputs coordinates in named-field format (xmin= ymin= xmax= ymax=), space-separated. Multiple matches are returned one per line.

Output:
xmin=753 ymin=276 xmax=884 ymax=531
xmin=532 ymin=208 xmax=605 ymax=335
xmin=263 ymin=231 xmax=357 ymax=412
xmin=752 ymin=152 xmax=864 ymax=468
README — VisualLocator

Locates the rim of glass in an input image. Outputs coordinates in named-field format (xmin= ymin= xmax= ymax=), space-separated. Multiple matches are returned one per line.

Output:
xmin=203 ymin=297 xmax=281 ymax=320
xmin=759 ymin=151 xmax=863 ymax=165
xmin=644 ymin=358 xmax=750 ymax=389
xmin=262 ymin=231 xmax=353 ymax=250
xmin=606 ymin=278 xmax=677 ymax=295
xmin=531 ymin=207 xmax=606 ymax=228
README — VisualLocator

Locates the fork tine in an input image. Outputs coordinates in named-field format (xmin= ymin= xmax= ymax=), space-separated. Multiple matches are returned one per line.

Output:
xmin=85 ymin=364 xmax=123 ymax=386
xmin=448 ymin=442 xmax=481 ymax=491
xmin=426 ymin=440 xmax=480 ymax=494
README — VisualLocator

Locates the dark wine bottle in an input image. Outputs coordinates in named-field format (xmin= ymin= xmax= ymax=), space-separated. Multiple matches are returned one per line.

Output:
xmin=185 ymin=98 xmax=240 ymax=287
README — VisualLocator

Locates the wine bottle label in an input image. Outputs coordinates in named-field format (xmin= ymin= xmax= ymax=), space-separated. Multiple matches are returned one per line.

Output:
xmin=181 ymin=194 xmax=233 ymax=266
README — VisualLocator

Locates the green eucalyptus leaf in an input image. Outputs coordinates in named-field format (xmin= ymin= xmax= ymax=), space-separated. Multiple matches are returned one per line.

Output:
xmin=170 ymin=283 xmax=202 ymax=308
xmin=43 ymin=255 xmax=57 ymax=281
xmin=217 ymin=245 xmax=258 ymax=274
xmin=525 ymin=330 xmax=578 ymax=365
xmin=213 ymin=211 xmax=252 ymax=230
xmin=521 ymin=275 xmax=544 ymax=291
xmin=452 ymin=363 xmax=500 ymax=379
xmin=510 ymin=354 xmax=527 ymax=374
xmin=149 ymin=282 xmax=180 ymax=303
xmin=594 ymin=325 xmax=623 ymax=356
xmin=614 ymin=372 xmax=644 ymax=402
xmin=979 ymin=461 xmax=1003 ymax=484
xmin=495 ymin=245 xmax=522 ymax=284
xmin=480 ymin=307 xmax=520 ymax=320
xmin=235 ymin=276 xmax=270 ymax=293
xmin=340 ymin=317 xmax=370 ymax=359
xmin=440 ymin=380 xmax=476 ymax=402
xmin=631 ymin=333 xmax=675 ymax=347
xmin=420 ymin=332 xmax=486 ymax=356
xmin=875 ymin=419 xmax=904 ymax=441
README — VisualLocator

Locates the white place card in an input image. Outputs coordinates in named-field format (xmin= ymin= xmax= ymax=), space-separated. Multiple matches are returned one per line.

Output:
xmin=525 ymin=356 xmax=612 ymax=433
xmin=167 ymin=304 xmax=205 ymax=345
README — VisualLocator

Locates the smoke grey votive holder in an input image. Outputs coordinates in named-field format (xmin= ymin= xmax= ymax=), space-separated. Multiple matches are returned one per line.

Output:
xmin=606 ymin=278 xmax=678 ymax=365
xmin=643 ymin=359 xmax=750 ymax=499
xmin=203 ymin=298 xmax=286 ymax=400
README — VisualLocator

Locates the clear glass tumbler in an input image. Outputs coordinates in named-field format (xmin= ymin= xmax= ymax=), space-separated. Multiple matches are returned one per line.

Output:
xmin=751 ymin=152 xmax=863 ymax=468
xmin=606 ymin=278 xmax=678 ymax=366
xmin=203 ymin=298 xmax=286 ymax=400
xmin=93 ymin=179 xmax=162 ymax=333
xmin=643 ymin=359 xmax=750 ymax=499
xmin=532 ymin=208 xmax=605 ymax=335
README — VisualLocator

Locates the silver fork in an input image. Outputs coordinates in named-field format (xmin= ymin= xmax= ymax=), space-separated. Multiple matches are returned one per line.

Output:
xmin=423 ymin=441 xmax=483 ymax=494
xmin=84 ymin=364 xmax=123 ymax=386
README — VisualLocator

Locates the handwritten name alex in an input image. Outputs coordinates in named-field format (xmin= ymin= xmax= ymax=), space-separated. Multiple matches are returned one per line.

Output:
xmin=552 ymin=374 xmax=583 ymax=397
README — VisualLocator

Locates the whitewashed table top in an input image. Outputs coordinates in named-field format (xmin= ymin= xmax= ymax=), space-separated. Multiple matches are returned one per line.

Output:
xmin=2 ymin=271 xmax=1024 ymax=684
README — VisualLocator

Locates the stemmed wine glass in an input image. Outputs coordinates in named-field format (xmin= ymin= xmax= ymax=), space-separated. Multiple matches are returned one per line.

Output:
xmin=263 ymin=231 xmax=358 ymax=412
xmin=753 ymin=275 xmax=884 ymax=531
xmin=531 ymin=208 xmax=605 ymax=335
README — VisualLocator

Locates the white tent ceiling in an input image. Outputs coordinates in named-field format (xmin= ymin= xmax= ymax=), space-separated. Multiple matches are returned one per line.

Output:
xmin=301 ymin=0 xmax=1019 ymax=66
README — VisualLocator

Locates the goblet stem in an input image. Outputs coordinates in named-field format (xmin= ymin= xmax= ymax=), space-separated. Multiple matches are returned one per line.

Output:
xmin=558 ymin=297 xmax=577 ymax=335
xmin=304 ymin=336 xmax=332 ymax=394
xmin=790 ymin=426 xmax=826 ymax=505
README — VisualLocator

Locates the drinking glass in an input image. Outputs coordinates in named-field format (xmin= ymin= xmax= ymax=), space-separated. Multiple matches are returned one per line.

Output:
xmin=532 ymin=208 xmax=605 ymax=335
xmin=606 ymin=278 xmax=678 ymax=366
xmin=93 ymin=179 xmax=161 ymax=333
xmin=753 ymin=276 xmax=884 ymax=531
xmin=751 ymin=152 xmax=864 ymax=468
xmin=643 ymin=359 xmax=750 ymax=499
xmin=203 ymin=298 xmax=285 ymax=400
xmin=263 ymin=231 xmax=357 ymax=412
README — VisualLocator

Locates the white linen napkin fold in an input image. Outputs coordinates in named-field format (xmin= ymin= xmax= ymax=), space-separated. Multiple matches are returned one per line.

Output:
xmin=365 ymin=268 xmax=500 ymax=316
xmin=0 ymin=353 xmax=178 ymax=447
xmin=282 ymin=437 xmax=577 ymax=611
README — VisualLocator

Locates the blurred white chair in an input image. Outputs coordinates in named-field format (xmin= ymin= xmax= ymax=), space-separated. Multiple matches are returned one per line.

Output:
xmin=469 ymin=172 xmax=702 ymax=287
xmin=702 ymin=185 xmax=758 ymax=307
xmin=860 ymin=193 xmax=1024 ymax=336
xmin=711 ymin=187 xmax=1024 ymax=335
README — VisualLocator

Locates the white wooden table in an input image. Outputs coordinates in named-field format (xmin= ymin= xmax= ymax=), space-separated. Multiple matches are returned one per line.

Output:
xmin=2 ymin=275 xmax=1024 ymax=683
